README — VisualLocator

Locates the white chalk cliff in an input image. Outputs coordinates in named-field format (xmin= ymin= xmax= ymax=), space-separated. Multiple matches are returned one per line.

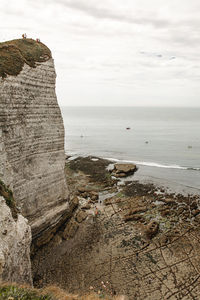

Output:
xmin=0 ymin=39 xmax=69 ymax=282
xmin=0 ymin=196 xmax=32 ymax=285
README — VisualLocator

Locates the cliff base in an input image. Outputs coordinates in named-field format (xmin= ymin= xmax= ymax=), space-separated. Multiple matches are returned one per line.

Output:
xmin=32 ymin=156 xmax=200 ymax=299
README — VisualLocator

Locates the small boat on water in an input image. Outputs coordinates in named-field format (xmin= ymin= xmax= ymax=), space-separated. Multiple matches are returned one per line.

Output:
xmin=126 ymin=127 xmax=131 ymax=130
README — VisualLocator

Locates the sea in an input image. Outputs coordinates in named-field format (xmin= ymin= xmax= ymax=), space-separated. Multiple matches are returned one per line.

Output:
xmin=61 ymin=106 xmax=200 ymax=195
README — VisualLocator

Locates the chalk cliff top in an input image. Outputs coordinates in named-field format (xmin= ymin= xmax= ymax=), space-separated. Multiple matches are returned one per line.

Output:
xmin=0 ymin=38 xmax=52 ymax=78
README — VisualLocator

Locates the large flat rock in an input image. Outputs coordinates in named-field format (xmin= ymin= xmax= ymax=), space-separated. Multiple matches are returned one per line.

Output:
xmin=112 ymin=163 xmax=137 ymax=177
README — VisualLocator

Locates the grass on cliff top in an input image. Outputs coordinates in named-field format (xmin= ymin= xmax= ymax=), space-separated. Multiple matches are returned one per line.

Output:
xmin=0 ymin=179 xmax=18 ymax=220
xmin=0 ymin=38 xmax=52 ymax=78
xmin=0 ymin=284 xmax=118 ymax=300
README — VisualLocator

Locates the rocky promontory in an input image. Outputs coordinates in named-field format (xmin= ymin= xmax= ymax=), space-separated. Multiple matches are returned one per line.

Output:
xmin=0 ymin=38 xmax=69 ymax=283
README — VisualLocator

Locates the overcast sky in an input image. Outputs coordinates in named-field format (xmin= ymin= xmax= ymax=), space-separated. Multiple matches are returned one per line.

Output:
xmin=1 ymin=0 xmax=200 ymax=106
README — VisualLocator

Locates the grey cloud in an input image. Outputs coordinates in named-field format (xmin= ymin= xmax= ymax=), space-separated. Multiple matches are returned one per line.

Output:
xmin=2 ymin=0 xmax=199 ymax=106
xmin=171 ymin=33 xmax=200 ymax=47
xmin=140 ymin=52 xmax=168 ymax=59
xmin=56 ymin=0 xmax=170 ymax=28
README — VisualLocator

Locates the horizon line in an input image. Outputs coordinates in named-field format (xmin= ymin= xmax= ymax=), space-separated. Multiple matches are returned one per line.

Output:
xmin=60 ymin=105 xmax=200 ymax=108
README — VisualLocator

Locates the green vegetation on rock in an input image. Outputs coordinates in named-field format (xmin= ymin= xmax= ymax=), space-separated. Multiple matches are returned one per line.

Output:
xmin=67 ymin=156 xmax=112 ymax=184
xmin=0 ymin=285 xmax=115 ymax=300
xmin=0 ymin=285 xmax=52 ymax=300
xmin=0 ymin=38 xmax=51 ymax=78
xmin=0 ymin=179 xmax=18 ymax=220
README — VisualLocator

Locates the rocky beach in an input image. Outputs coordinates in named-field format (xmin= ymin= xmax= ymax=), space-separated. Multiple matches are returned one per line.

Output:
xmin=32 ymin=156 xmax=200 ymax=299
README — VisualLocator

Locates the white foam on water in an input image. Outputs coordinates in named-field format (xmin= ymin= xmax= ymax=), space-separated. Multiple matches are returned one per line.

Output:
xmin=105 ymin=157 xmax=200 ymax=171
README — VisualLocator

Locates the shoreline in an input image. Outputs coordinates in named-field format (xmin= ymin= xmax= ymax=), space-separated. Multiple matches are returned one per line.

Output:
xmin=66 ymin=153 xmax=200 ymax=197
xmin=64 ymin=154 xmax=200 ymax=224
xmin=33 ymin=154 xmax=200 ymax=297
xmin=64 ymin=154 xmax=200 ymax=231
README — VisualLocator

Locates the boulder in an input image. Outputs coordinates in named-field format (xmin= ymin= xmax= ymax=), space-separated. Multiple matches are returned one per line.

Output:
xmin=78 ymin=186 xmax=92 ymax=193
xmin=76 ymin=211 xmax=88 ymax=223
xmin=89 ymin=191 xmax=99 ymax=201
xmin=112 ymin=163 xmax=137 ymax=177
xmin=145 ymin=221 xmax=159 ymax=239
xmin=115 ymin=172 xmax=127 ymax=178
xmin=164 ymin=198 xmax=176 ymax=205
xmin=62 ymin=219 xmax=79 ymax=239
xmin=124 ymin=214 xmax=144 ymax=222
xmin=70 ymin=197 xmax=79 ymax=210
xmin=160 ymin=209 xmax=170 ymax=217
xmin=104 ymin=197 xmax=113 ymax=206
xmin=81 ymin=204 xmax=91 ymax=210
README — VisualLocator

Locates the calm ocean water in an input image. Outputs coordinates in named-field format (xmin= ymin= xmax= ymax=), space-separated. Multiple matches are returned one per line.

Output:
xmin=61 ymin=106 xmax=200 ymax=194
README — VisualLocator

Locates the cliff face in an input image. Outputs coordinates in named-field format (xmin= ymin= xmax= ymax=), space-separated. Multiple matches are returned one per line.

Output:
xmin=0 ymin=196 xmax=32 ymax=284
xmin=0 ymin=39 xmax=69 ymax=245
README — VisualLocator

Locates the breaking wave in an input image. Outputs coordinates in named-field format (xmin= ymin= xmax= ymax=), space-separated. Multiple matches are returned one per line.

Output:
xmin=105 ymin=157 xmax=200 ymax=171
